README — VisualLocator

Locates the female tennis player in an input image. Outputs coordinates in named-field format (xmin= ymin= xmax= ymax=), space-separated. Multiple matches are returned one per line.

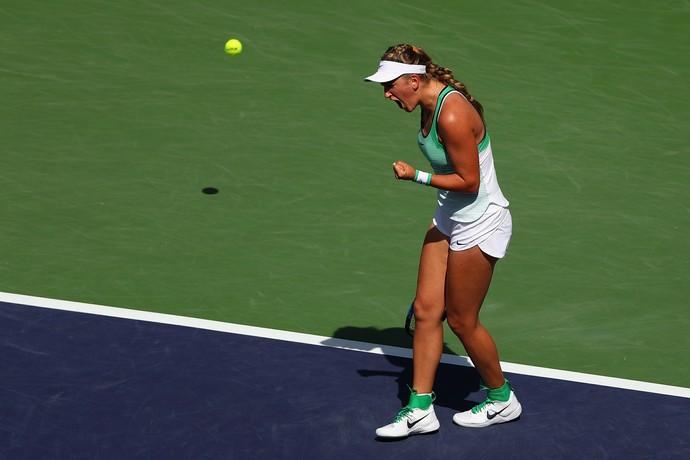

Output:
xmin=365 ymin=44 xmax=521 ymax=438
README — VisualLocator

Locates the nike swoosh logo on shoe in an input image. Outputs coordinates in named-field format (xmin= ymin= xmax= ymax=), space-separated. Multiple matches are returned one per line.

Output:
xmin=407 ymin=413 xmax=430 ymax=428
xmin=487 ymin=407 xmax=509 ymax=420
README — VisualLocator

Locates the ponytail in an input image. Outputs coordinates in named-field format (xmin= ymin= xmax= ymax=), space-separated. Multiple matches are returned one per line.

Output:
xmin=426 ymin=62 xmax=484 ymax=119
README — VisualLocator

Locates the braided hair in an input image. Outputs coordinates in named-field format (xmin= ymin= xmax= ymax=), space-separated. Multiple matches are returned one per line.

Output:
xmin=380 ymin=44 xmax=484 ymax=119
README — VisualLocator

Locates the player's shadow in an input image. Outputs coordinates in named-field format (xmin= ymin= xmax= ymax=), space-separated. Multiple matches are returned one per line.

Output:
xmin=322 ymin=326 xmax=480 ymax=412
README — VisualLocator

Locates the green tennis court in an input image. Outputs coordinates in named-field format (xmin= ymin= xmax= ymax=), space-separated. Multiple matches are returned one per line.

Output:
xmin=2 ymin=0 xmax=688 ymax=390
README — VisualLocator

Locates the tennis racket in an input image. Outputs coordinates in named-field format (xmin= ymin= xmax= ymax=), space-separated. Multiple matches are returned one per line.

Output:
xmin=405 ymin=302 xmax=447 ymax=337
xmin=405 ymin=302 xmax=416 ymax=337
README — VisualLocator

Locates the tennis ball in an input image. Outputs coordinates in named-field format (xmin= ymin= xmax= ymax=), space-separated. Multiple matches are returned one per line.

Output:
xmin=225 ymin=39 xmax=242 ymax=56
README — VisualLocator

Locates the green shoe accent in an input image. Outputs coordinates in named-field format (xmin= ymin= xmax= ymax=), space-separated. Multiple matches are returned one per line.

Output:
xmin=470 ymin=398 xmax=493 ymax=414
xmin=392 ymin=406 xmax=414 ymax=423
xmin=407 ymin=386 xmax=436 ymax=410
xmin=469 ymin=380 xmax=514 ymax=414
xmin=487 ymin=379 xmax=513 ymax=402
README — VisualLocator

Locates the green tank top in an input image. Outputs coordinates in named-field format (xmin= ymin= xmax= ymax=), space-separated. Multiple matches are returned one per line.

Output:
xmin=417 ymin=86 xmax=491 ymax=222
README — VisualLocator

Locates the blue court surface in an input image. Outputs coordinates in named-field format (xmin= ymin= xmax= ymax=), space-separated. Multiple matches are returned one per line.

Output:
xmin=1 ymin=296 xmax=689 ymax=460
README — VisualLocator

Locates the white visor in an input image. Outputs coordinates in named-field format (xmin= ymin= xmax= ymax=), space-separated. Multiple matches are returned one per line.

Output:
xmin=364 ymin=60 xmax=427 ymax=83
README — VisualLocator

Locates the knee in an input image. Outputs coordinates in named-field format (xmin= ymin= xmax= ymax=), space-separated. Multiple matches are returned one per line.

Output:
xmin=413 ymin=298 xmax=444 ymax=323
xmin=446 ymin=314 xmax=478 ymax=339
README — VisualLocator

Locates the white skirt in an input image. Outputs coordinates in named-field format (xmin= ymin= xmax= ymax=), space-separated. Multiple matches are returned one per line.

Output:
xmin=432 ymin=204 xmax=512 ymax=258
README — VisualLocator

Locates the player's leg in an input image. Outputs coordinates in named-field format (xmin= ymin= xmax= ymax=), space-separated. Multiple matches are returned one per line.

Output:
xmin=444 ymin=246 xmax=521 ymax=427
xmin=445 ymin=246 xmax=502 ymax=386
xmin=411 ymin=224 xmax=449 ymax=393
xmin=375 ymin=224 xmax=447 ymax=439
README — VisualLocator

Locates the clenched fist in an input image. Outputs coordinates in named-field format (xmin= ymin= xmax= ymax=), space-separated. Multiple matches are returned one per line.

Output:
xmin=392 ymin=161 xmax=416 ymax=181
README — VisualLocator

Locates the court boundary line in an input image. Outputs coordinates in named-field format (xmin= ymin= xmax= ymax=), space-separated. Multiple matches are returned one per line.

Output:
xmin=2 ymin=291 xmax=688 ymax=399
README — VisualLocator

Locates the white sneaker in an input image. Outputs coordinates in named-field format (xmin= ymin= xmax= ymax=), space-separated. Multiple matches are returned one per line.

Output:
xmin=375 ymin=405 xmax=440 ymax=439
xmin=453 ymin=390 xmax=522 ymax=428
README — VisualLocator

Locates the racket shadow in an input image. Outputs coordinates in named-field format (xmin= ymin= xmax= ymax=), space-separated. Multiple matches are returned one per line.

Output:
xmin=326 ymin=326 xmax=481 ymax=412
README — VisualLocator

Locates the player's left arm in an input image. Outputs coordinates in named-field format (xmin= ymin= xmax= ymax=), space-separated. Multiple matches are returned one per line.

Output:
xmin=429 ymin=98 xmax=481 ymax=193
xmin=391 ymin=94 xmax=484 ymax=189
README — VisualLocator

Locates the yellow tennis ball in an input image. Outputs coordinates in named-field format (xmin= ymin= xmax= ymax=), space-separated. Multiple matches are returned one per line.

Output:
xmin=225 ymin=39 xmax=242 ymax=56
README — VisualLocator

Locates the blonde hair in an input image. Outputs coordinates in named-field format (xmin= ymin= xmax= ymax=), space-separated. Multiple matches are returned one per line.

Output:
xmin=380 ymin=44 xmax=484 ymax=119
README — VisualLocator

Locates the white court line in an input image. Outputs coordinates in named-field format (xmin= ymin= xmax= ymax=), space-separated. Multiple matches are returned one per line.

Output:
xmin=2 ymin=291 xmax=689 ymax=399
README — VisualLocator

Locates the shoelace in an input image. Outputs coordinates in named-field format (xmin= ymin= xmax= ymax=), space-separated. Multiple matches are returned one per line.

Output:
xmin=393 ymin=406 xmax=414 ymax=423
xmin=471 ymin=397 xmax=496 ymax=414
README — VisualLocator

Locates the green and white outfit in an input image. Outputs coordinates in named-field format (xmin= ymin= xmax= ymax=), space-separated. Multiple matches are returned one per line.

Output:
xmin=418 ymin=86 xmax=512 ymax=258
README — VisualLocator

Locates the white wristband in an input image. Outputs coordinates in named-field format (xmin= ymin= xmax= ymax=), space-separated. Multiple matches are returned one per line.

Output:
xmin=414 ymin=170 xmax=432 ymax=185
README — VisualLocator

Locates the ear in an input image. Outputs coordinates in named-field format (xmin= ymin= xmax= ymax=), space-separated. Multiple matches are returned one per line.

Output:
xmin=409 ymin=74 xmax=421 ymax=91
